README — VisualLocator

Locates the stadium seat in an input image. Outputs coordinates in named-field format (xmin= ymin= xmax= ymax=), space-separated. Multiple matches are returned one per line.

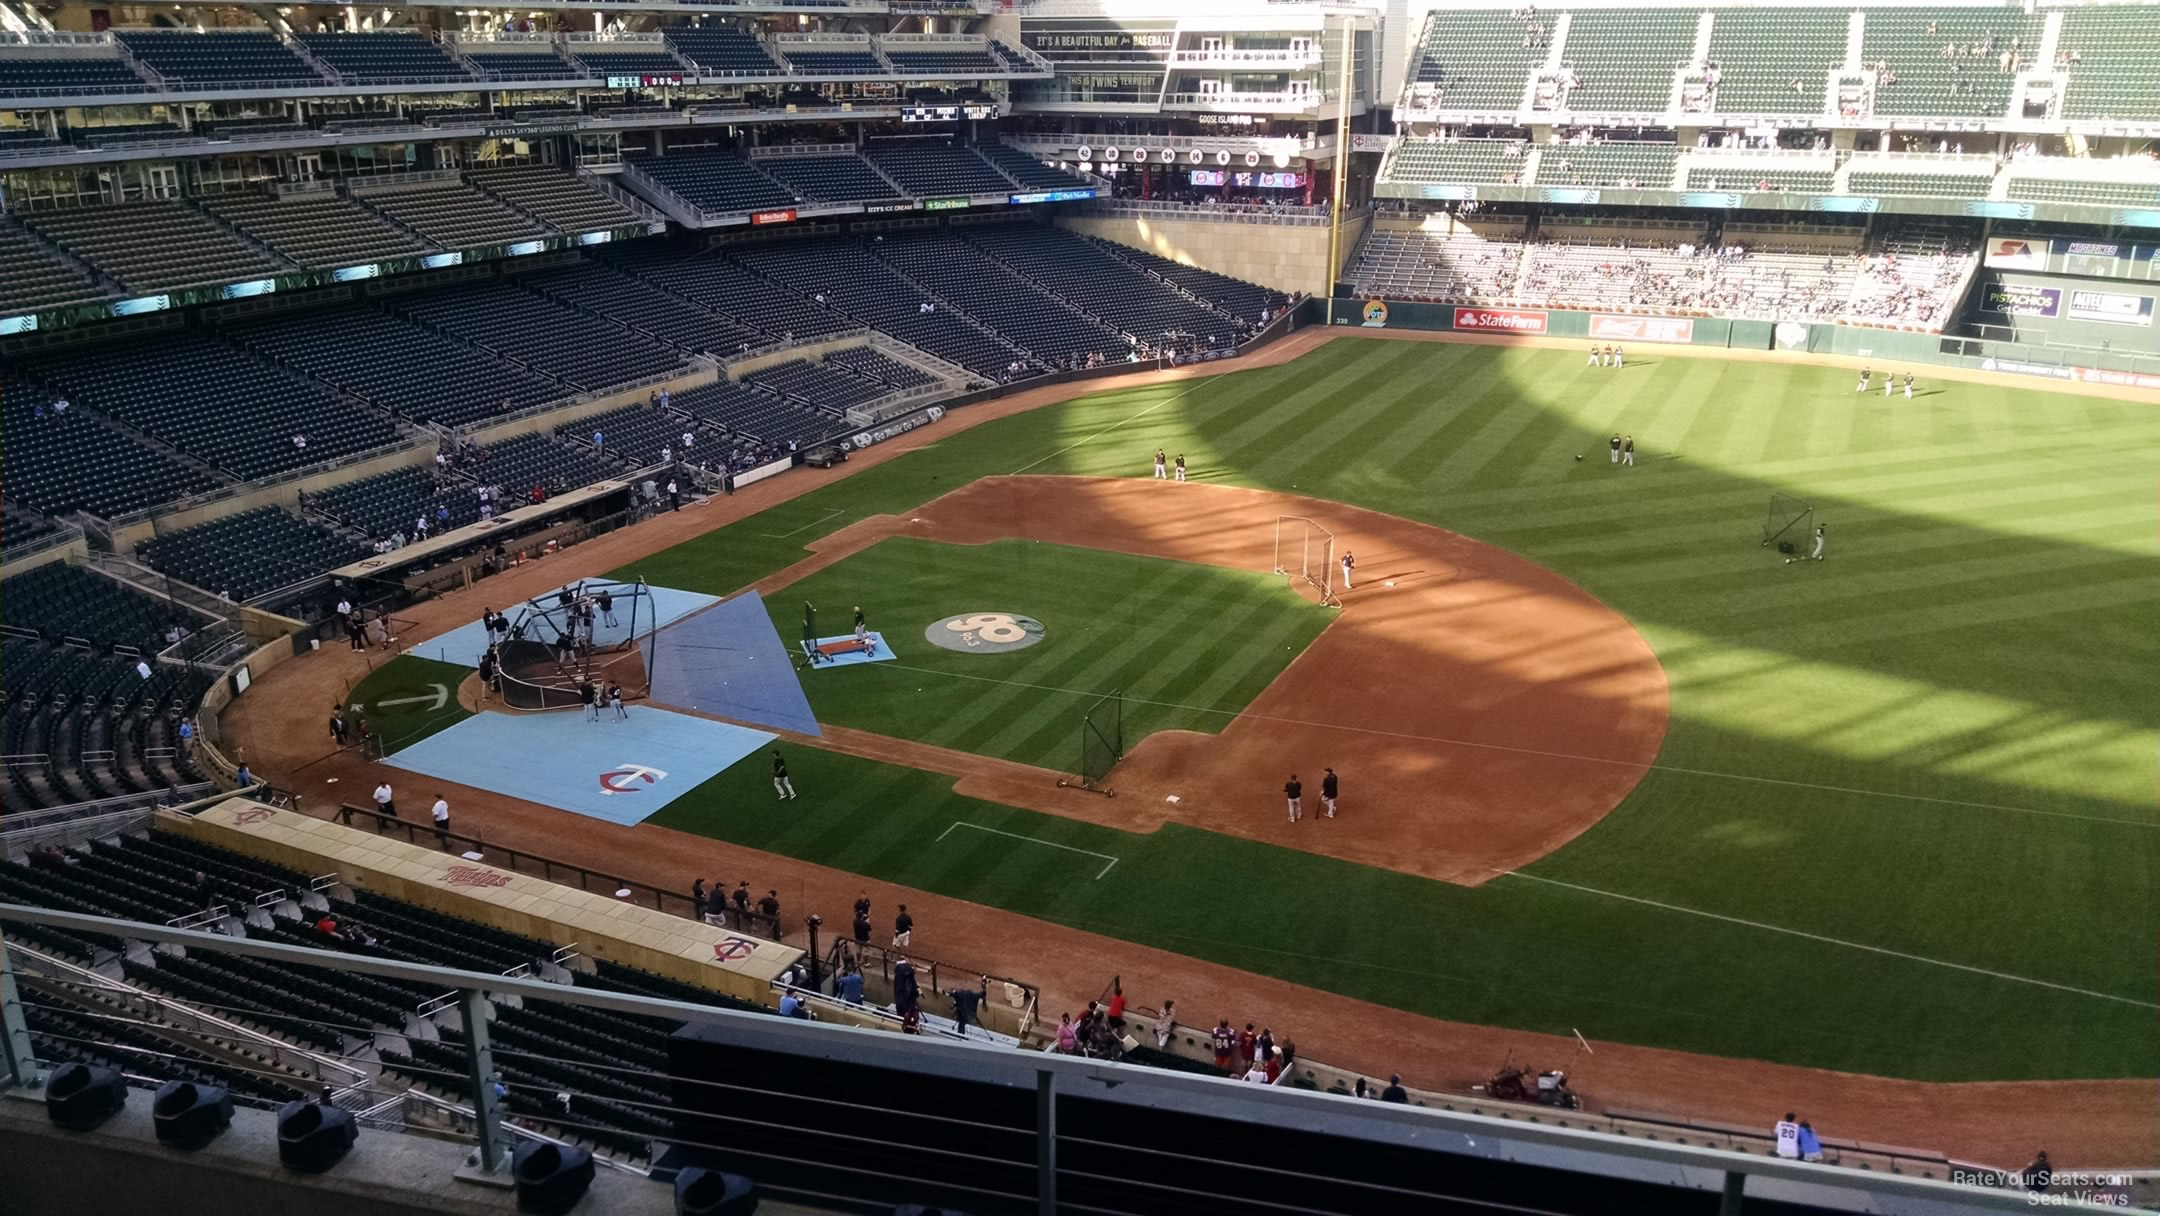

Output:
xmin=24 ymin=331 xmax=403 ymax=480
xmin=224 ymin=302 xmax=563 ymax=427
xmin=201 ymin=191 xmax=429 ymax=269
xmin=777 ymin=47 xmax=884 ymax=75
xmin=1860 ymin=8 xmax=2043 ymax=120
xmin=873 ymin=231 xmax=1120 ymax=364
xmin=756 ymin=153 xmax=906 ymax=205
xmin=21 ymin=200 xmax=290 ymax=293
xmin=2056 ymin=7 xmax=2160 ymax=122
xmin=1536 ymin=141 xmax=1680 ymax=190
xmin=1704 ymin=7 xmax=1848 ymax=116
xmin=0 ymin=54 xmax=149 ymax=97
xmin=393 ymin=280 xmax=687 ymax=392
xmin=663 ymin=27 xmax=781 ymax=75
xmin=557 ymin=403 xmax=701 ymax=469
xmin=467 ymin=166 xmax=643 ymax=233
xmin=515 ymin=262 xmax=762 ymax=358
xmin=821 ymin=346 xmax=938 ymax=390
xmin=460 ymin=48 xmax=581 ymax=82
xmin=885 ymin=47 xmax=1003 ymax=76
xmin=1844 ymin=168 xmax=1994 ymax=199
xmin=743 ymin=358 xmax=885 ymax=413
xmin=980 ymin=141 xmax=1088 ymax=191
xmin=966 ymin=223 xmax=1249 ymax=347
xmin=624 ymin=146 xmax=798 ymax=215
xmin=1558 ymin=10 xmax=1696 ymax=113
xmin=672 ymin=379 xmax=839 ymax=450
xmin=0 ymin=216 xmax=113 ymax=315
xmin=1403 ymin=9 xmax=1543 ymax=112
xmin=135 ymin=506 xmax=372 ymax=601
xmin=0 ymin=374 xmax=224 ymax=517
xmin=600 ymin=240 xmax=852 ymax=342
xmin=864 ymin=140 xmax=1012 ymax=196
xmin=1343 ymin=225 xmax=1526 ymax=304
xmin=298 ymin=31 xmax=476 ymax=83
xmin=358 ymin=180 xmax=551 ymax=249
xmin=726 ymin=238 xmax=1022 ymax=375
xmin=115 ymin=31 xmax=328 ymax=88
xmin=306 ymin=465 xmax=481 ymax=542
xmin=566 ymin=45 xmax=689 ymax=78
xmin=1385 ymin=139 xmax=1525 ymax=186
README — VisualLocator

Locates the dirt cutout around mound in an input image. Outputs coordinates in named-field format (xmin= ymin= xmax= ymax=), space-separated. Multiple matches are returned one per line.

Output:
xmin=744 ymin=476 xmax=1670 ymax=886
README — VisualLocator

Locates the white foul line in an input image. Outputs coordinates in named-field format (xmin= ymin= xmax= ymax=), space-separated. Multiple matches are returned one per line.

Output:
xmin=761 ymin=507 xmax=843 ymax=539
xmin=1009 ymin=375 xmax=1226 ymax=477
xmin=937 ymin=821 xmax=1120 ymax=879
xmin=1500 ymin=872 xmax=2156 ymax=1009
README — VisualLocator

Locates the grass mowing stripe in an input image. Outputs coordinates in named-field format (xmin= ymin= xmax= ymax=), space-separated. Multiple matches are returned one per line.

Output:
xmin=1499 ymin=872 xmax=2154 ymax=1008
xmin=1010 ymin=376 xmax=1224 ymax=476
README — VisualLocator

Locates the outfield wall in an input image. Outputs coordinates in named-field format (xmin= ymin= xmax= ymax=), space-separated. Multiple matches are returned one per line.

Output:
xmin=1327 ymin=299 xmax=2160 ymax=388
xmin=1058 ymin=211 xmax=1340 ymax=297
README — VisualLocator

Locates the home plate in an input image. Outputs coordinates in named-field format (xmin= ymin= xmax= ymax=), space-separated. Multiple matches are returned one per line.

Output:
xmin=1165 ymin=794 xmax=1182 ymax=804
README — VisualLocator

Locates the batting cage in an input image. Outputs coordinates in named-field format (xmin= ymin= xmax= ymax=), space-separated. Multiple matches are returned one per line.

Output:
xmin=1057 ymin=688 xmax=1124 ymax=796
xmin=494 ymin=578 xmax=656 ymax=712
xmin=1762 ymin=493 xmax=1814 ymax=552
xmin=1274 ymin=515 xmax=1340 ymax=607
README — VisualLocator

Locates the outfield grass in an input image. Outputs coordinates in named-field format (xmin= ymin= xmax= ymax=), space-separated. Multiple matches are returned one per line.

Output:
xmin=348 ymin=656 xmax=472 ymax=752
xmin=773 ymin=537 xmax=1329 ymax=771
xmin=613 ymin=339 xmax=2160 ymax=1080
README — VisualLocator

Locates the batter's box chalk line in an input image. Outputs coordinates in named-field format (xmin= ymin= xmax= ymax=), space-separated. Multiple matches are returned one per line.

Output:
xmin=937 ymin=821 xmax=1119 ymax=880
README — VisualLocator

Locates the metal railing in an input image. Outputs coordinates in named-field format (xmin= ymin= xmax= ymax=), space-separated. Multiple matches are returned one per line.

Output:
xmin=0 ymin=903 xmax=2063 ymax=1214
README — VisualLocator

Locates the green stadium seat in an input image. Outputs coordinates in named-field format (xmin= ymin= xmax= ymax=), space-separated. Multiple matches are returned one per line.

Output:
xmin=1705 ymin=8 xmax=1850 ymax=116
xmin=2055 ymin=8 xmax=2160 ymax=122
xmin=1386 ymin=139 xmax=1525 ymax=186
xmin=1559 ymin=10 xmax=1695 ymax=113
xmin=1537 ymin=142 xmax=1679 ymax=189
xmin=1403 ymin=9 xmax=1544 ymax=112
xmin=1844 ymin=169 xmax=1994 ymax=199
xmin=1860 ymin=7 xmax=2042 ymax=119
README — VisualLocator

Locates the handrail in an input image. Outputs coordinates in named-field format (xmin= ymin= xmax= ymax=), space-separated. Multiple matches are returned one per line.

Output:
xmin=330 ymin=803 xmax=784 ymax=941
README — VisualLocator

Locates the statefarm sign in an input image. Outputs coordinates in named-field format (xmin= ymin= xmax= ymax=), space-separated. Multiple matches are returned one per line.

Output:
xmin=1452 ymin=307 xmax=1548 ymax=334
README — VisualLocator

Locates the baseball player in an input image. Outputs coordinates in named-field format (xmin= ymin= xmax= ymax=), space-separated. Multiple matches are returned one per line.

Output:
xmin=771 ymin=749 xmax=796 ymax=800
xmin=1588 ymin=343 xmax=1602 ymax=368
xmin=1621 ymin=435 xmax=1635 ymax=467
xmin=1903 ymin=373 xmax=1915 ymax=399
xmin=1284 ymin=774 xmax=1303 ymax=823
xmin=1173 ymin=454 xmax=1187 ymax=482
xmin=1152 ymin=449 xmax=1167 ymax=479
xmin=1608 ymin=433 xmax=1622 ymax=464
xmin=1811 ymin=524 xmax=1825 ymax=561
xmin=607 ymin=682 xmax=627 ymax=721
xmin=1339 ymin=550 xmax=1355 ymax=590
xmin=1856 ymin=367 xmax=1871 ymax=393
xmin=1884 ymin=371 xmax=1895 ymax=397
xmin=1613 ymin=344 xmax=1624 ymax=369
xmin=1321 ymin=768 xmax=1339 ymax=818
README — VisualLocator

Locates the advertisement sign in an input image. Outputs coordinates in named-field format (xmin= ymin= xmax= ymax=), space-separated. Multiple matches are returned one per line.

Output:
xmin=1589 ymin=314 xmax=1695 ymax=343
xmin=1350 ymin=133 xmax=1391 ymax=153
xmin=1774 ymin=322 xmax=1808 ymax=351
xmin=2067 ymin=289 xmax=2154 ymax=326
xmin=220 ymin=278 xmax=276 ymax=300
xmin=1009 ymin=188 xmax=1097 ymax=204
xmin=333 ymin=263 xmax=381 ymax=281
xmin=2075 ymin=366 xmax=2160 ymax=390
xmin=750 ymin=208 xmax=798 ymax=226
xmin=1452 ymin=307 xmax=1548 ymax=334
xmin=863 ymin=201 xmax=920 ymax=214
xmin=1984 ymin=236 xmax=2049 ymax=270
xmin=1981 ymin=283 xmax=2062 ymax=317
xmin=0 ymin=314 xmax=37 ymax=336
xmin=1360 ymin=300 xmax=1388 ymax=328
xmin=1980 ymin=357 xmax=2074 ymax=380
xmin=923 ymin=197 xmax=970 ymax=211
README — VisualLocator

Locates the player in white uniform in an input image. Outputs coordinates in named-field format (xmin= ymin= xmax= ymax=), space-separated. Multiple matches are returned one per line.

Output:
xmin=1884 ymin=372 xmax=1895 ymax=397
xmin=1152 ymin=449 xmax=1167 ymax=479
xmin=1811 ymin=525 xmax=1825 ymax=560
xmin=1339 ymin=551 xmax=1355 ymax=590
xmin=1613 ymin=345 xmax=1624 ymax=369
xmin=1588 ymin=344 xmax=1601 ymax=368
xmin=1903 ymin=373 xmax=1914 ymax=399
xmin=1621 ymin=435 xmax=1635 ymax=466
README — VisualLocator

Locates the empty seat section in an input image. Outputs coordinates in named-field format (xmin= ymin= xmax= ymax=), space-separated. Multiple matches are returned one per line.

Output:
xmin=864 ymin=140 xmax=1010 ymax=195
xmin=1538 ymin=141 xmax=1679 ymax=189
xmin=116 ymin=31 xmax=326 ymax=87
xmin=1343 ymin=227 xmax=1526 ymax=304
xmin=396 ymin=281 xmax=685 ymax=392
xmin=1559 ymin=10 xmax=1695 ymax=113
xmin=22 ymin=200 xmax=289 ymax=292
xmin=742 ymin=358 xmax=882 ymax=412
xmin=757 ymin=153 xmax=904 ymax=204
xmin=307 ymin=465 xmax=480 ymax=541
xmin=1705 ymin=8 xmax=1848 ymax=116
xmin=0 ymin=55 xmax=148 ymax=95
xmin=299 ymin=31 xmax=473 ymax=82
xmin=468 ymin=166 xmax=642 ymax=231
xmin=360 ymin=181 xmax=548 ymax=248
xmin=1845 ymin=169 xmax=1993 ymax=198
xmin=672 ymin=379 xmax=836 ymax=447
xmin=26 ymin=332 xmax=401 ymax=479
xmin=625 ymin=146 xmax=796 ymax=214
xmin=225 ymin=303 xmax=561 ymax=427
xmin=822 ymin=346 xmax=937 ymax=388
xmin=202 ymin=191 xmax=429 ymax=268
xmin=980 ymin=141 xmax=1086 ymax=191
xmin=885 ymin=48 xmax=1002 ymax=75
xmin=462 ymin=48 xmax=579 ymax=81
xmin=1685 ymin=164 xmax=1835 ymax=192
xmin=567 ymin=46 xmax=685 ymax=77
xmin=472 ymin=432 xmax=617 ymax=497
xmin=779 ymin=46 xmax=882 ymax=74
xmin=664 ymin=27 xmax=780 ymax=75
xmin=137 ymin=506 xmax=371 ymax=600
xmin=0 ymin=375 xmax=222 ymax=517
xmin=969 ymin=224 xmax=1239 ymax=345
xmin=1405 ymin=9 xmax=1543 ymax=110
xmin=1384 ymin=140 xmax=1523 ymax=185
xmin=601 ymin=241 xmax=851 ymax=341
xmin=516 ymin=261 xmax=759 ymax=357
xmin=729 ymin=238 xmax=1019 ymax=375
xmin=2056 ymin=8 xmax=2160 ymax=121
xmin=0 ymin=217 xmax=112 ymax=314
xmin=873 ymin=232 xmax=1114 ymax=362
xmin=1081 ymin=238 xmax=1284 ymax=324
xmin=560 ymin=402 xmax=693 ymax=468
xmin=2004 ymin=177 xmax=2160 ymax=207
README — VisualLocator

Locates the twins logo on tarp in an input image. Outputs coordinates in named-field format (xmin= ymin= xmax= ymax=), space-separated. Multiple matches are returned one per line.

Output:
xmin=925 ymin=612 xmax=1047 ymax=654
xmin=598 ymin=763 xmax=669 ymax=795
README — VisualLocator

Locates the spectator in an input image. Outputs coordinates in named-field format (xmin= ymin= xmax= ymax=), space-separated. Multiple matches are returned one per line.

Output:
xmin=692 ymin=878 xmax=709 ymax=922
xmin=951 ymin=976 xmax=986 ymax=1037
xmin=893 ymin=904 xmax=913 ymax=948
xmin=1381 ymin=1075 xmax=1408 ymax=1103
xmin=1353 ymin=1078 xmax=1370 ymax=1100
xmin=837 ymin=965 xmax=864 ymax=1005
xmin=758 ymin=889 xmax=780 ymax=927
xmin=1774 ymin=1113 xmax=1801 ymax=1159
xmin=1211 ymin=1019 xmax=1236 ymax=1070
xmin=1154 ymin=999 xmax=1176 ymax=1048
xmin=2024 ymin=1151 xmax=2051 ymax=1194
xmin=431 ymin=794 xmax=451 ymax=845
xmin=778 ymin=991 xmax=810 ymax=1019
xmin=1056 ymin=1012 xmax=1079 ymax=1054
xmin=1105 ymin=980 xmax=1126 ymax=1029
xmin=893 ymin=956 xmax=920 ymax=1018
xmin=852 ymin=906 xmax=872 ymax=947
xmin=732 ymin=881 xmax=751 ymax=928
xmin=1243 ymin=1056 xmax=1270 ymax=1084
xmin=1797 ymin=1121 xmax=1823 ymax=1162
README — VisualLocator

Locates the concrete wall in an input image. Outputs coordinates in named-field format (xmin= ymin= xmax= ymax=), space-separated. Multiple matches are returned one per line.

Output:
xmin=1058 ymin=213 xmax=1338 ymax=297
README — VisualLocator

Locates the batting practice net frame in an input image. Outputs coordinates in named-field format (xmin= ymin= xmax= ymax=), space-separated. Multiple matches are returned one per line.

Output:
xmin=495 ymin=579 xmax=656 ymax=712
xmin=1057 ymin=688 xmax=1124 ymax=796
xmin=1762 ymin=493 xmax=1814 ymax=551
xmin=1274 ymin=515 xmax=1340 ymax=607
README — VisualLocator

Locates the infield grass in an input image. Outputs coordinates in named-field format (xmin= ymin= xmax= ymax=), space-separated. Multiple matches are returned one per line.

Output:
xmin=347 ymin=656 xmax=472 ymax=752
xmin=771 ymin=537 xmax=1329 ymax=771
xmin=619 ymin=339 xmax=2160 ymax=1081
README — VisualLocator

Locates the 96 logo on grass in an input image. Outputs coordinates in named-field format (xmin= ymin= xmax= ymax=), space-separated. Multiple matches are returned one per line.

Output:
xmin=926 ymin=612 xmax=1046 ymax=654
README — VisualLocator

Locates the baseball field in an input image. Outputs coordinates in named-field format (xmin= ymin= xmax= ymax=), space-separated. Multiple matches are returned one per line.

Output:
xmin=572 ymin=336 xmax=2158 ymax=1084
